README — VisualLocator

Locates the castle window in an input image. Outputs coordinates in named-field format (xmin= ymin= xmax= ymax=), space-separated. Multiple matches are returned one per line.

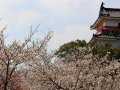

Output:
xmin=112 ymin=30 xmax=118 ymax=35
xmin=102 ymin=30 xmax=109 ymax=35
xmin=118 ymin=23 xmax=120 ymax=27
xmin=118 ymin=31 xmax=120 ymax=35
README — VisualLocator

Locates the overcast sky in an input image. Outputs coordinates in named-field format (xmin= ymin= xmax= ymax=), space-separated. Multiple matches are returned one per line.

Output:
xmin=0 ymin=0 xmax=120 ymax=50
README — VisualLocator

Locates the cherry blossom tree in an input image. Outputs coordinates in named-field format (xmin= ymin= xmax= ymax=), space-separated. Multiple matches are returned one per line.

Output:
xmin=0 ymin=25 xmax=52 ymax=90
xmin=26 ymin=46 xmax=120 ymax=90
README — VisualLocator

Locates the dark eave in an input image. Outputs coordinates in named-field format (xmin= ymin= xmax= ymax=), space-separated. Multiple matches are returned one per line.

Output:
xmin=92 ymin=34 xmax=120 ymax=40
xmin=90 ymin=17 xmax=100 ymax=29
xmin=104 ymin=8 xmax=120 ymax=11
xmin=91 ymin=17 xmax=106 ymax=30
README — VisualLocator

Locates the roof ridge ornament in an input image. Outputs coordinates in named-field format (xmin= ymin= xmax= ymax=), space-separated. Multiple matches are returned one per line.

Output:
xmin=101 ymin=2 xmax=105 ymax=7
xmin=101 ymin=2 xmax=105 ymax=10
xmin=99 ymin=2 xmax=105 ymax=16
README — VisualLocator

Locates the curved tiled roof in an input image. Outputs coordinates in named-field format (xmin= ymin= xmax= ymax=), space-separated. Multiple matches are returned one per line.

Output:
xmin=99 ymin=4 xmax=120 ymax=18
xmin=91 ymin=3 xmax=120 ymax=29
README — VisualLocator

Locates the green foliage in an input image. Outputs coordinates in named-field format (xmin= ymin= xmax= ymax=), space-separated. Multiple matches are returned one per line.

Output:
xmin=56 ymin=39 xmax=120 ymax=62
xmin=55 ymin=39 xmax=87 ymax=58
xmin=92 ymin=45 xmax=120 ymax=60
xmin=92 ymin=45 xmax=109 ymax=57
xmin=110 ymin=48 xmax=120 ymax=59
xmin=89 ymin=40 xmax=96 ymax=47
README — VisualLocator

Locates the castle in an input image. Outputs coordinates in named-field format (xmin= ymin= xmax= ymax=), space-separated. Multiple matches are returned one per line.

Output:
xmin=90 ymin=2 xmax=120 ymax=48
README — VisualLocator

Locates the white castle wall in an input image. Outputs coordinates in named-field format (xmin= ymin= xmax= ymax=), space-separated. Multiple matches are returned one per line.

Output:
xmin=99 ymin=40 xmax=120 ymax=48
xmin=103 ymin=21 xmax=120 ymax=27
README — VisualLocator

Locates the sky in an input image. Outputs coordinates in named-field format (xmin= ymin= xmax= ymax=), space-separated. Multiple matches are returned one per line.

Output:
xmin=0 ymin=0 xmax=120 ymax=50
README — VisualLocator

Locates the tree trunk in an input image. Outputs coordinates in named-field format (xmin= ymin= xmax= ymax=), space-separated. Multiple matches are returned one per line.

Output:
xmin=4 ymin=83 xmax=8 ymax=90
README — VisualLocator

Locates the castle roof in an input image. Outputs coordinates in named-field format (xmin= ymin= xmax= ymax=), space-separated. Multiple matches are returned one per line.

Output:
xmin=91 ymin=3 xmax=120 ymax=29
xmin=99 ymin=6 xmax=120 ymax=18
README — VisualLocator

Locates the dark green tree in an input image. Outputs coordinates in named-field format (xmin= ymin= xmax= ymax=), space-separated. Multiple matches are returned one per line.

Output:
xmin=55 ymin=40 xmax=87 ymax=63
